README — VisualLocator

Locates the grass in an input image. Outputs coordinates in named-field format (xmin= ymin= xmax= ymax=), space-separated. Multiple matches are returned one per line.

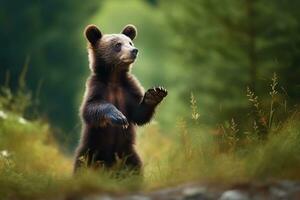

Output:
xmin=0 ymin=73 xmax=299 ymax=199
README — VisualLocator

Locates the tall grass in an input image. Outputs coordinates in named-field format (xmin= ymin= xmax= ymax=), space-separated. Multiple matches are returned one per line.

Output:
xmin=0 ymin=73 xmax=299 ymax=199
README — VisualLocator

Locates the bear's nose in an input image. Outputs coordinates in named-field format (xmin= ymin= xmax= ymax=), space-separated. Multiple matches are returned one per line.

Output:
xmin=131 ymin=48 xmax=138 ymax=57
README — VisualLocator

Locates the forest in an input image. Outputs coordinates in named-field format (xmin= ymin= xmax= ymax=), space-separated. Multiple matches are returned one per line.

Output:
xmin=0 ymin=0 xmax=299 ymax=199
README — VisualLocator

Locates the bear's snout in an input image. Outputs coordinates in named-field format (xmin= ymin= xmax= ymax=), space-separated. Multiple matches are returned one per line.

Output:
xmin=131 ymin=48 xmax=138 ymax=58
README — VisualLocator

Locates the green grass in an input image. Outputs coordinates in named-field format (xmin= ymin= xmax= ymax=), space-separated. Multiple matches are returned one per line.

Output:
xmin=0 ymin=74 xmax=299 ymax=199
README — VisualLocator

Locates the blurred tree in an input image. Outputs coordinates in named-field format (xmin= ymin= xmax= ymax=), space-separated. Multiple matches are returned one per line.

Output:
xmin=256 ymin=0 xmax=300 ymax=106
xmin=145 ymin=0 xmax=158 ymax=6
xmin=164 ymin=0 xmax=300 ymax=125
xmin=0 ymin=0 xmax=101 ymax=149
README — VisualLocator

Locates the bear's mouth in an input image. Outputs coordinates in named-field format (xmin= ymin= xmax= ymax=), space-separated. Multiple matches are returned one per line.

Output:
xmin=121 ymin=57 xmax=136 ymax=64
xmin=120 ymin=53 xmax=137 ymax=64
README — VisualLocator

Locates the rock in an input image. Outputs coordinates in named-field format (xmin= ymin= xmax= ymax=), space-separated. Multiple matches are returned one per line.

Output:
xmin=269 ymin=187 xmax=288 ymax=199
xmin=70 ymin=181 xmax=300 ymax=200
xmin=82 ymin=195 xmax=113 ymax=200
xmin=182 ymin=187 xmax=208 ymax=200
xmin=219 ymin=190 xmax=249 ymax=200
xmin=121 ymin=195 xmax=152 ymax=200
xmin=279 ymin=181 xmax=297 ymax=189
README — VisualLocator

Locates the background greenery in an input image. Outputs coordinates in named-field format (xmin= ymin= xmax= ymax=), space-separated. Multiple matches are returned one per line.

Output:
xmin=0 ymin=0 xmax=300 ymax=198
xmin=1 ymin=0 xmax=299 ymax=149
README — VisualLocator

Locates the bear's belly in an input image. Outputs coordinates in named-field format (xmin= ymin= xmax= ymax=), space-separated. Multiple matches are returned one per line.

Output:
xmin=100 ymin=86 xmax=134 ymax=150
xmin=105 ymin=86 xmax=127 ymax=115
xmin=87 ymin=124 xmax=134 ymax=149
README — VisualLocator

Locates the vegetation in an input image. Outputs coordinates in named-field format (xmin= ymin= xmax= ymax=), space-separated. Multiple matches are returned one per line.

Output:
xmin=164 ymin=0 xmax=300 ymax=125
xmin=0 ymin=73 xmax=299 ymax=199
xmin=0 ymin=0 xmax=299 ymax=199
xmin=1 ymin=0 xmax=299 ymax=147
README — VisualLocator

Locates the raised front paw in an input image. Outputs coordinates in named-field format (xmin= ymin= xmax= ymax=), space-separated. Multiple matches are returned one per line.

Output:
xmin=101 ymin=110 xmax=129 ymax=129
xmin=144 ymin=86 xmax=168 ymax=105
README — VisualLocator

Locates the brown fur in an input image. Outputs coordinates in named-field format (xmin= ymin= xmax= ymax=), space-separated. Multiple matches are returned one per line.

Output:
xmin=73 ymin=25 xmax=167 ymax=174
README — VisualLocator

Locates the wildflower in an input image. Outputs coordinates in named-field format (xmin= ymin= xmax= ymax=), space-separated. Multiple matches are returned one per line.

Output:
xmin=0 ymin=110 xmax=7 ymax=119
xmin=151 ymin=120 xmax=158 ymax=125
xmin=18 ymin=117 xmax=27 ymax=124
xmin=0 ymin=150 xmax=10 ymax=158
xmin=190 ymin=92 xmax=200 ymax=120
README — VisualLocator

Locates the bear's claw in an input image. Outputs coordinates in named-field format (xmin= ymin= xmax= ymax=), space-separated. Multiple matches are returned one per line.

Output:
xmin=144 ymin=86 xmax=168 ymax=105
xmin=105 ymin=111 xmax=129 ymax=129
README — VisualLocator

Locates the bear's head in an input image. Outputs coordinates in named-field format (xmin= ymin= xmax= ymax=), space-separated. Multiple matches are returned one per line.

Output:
xmin=85 ymin=24 xmax=138 ymax=74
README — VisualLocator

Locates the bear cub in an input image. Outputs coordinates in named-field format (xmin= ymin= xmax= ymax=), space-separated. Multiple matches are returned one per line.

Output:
xmin=74 ymin=24 xmax=167 ymax=174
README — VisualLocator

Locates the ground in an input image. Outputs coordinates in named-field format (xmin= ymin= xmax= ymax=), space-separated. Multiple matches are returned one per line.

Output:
xmin=1 ymin=85 xmax=300 ymax=200
xmin=67 ymin=181 xmax=300 ymax=200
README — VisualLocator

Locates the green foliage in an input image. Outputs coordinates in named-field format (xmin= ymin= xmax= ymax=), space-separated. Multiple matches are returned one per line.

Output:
xmin=0 ymin=59 xmax=32 ymax=115
xmin=0 ymin=1 xmax=300 ymax=197
xmin=1 ymin=0 xmax=300 ymax=150
xmin=0 ymin=0 xmax=101 ymax=147
xmin=164 ymin=0 xmax=300 ymax=125
xmin=0 ymin=75 xmax=299 ymax=199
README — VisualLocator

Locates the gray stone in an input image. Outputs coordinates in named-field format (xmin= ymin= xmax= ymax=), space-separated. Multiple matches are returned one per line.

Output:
xmin=219 ymin=190 xmax=249 ymax=200
xmin=270 ymin=187 xmax=288 ymax=199
xmin=279 ymin=181 xmax=297 ymax=190
xmin=182 ymin=187 xmax=208 ymax=200
xmin=121 ymin=195 xmax=152 ymax=200
xmin=82 ymin=195 xmax=113 ymax=200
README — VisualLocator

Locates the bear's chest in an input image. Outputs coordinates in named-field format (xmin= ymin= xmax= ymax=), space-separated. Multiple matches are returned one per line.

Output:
xmin=105 ymin=86 xmax=127 ymax=114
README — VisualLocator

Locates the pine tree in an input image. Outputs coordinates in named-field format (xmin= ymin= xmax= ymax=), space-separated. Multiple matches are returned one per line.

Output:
xmin=0 ymin=0 xmax=101 ymax=147
xmin=165 ymin=0 xmax=300 ymax=124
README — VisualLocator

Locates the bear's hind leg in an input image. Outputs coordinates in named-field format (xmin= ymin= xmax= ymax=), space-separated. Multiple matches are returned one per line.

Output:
xmin=122 ymin=149 xmax=142 ymax=174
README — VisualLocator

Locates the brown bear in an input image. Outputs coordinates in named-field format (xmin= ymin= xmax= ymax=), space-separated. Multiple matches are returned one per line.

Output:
xmin=73 ymin=24 xmax=167 ymax=174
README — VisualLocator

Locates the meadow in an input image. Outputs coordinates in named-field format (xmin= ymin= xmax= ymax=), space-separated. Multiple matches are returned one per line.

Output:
xmin=0 ymin=73 xmax=299 ymax=199
xmin=1 ymin=0 xmax=300 ymax=199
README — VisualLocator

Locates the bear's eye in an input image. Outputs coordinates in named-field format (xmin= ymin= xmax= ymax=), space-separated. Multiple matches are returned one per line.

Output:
xmin=129 ymin=42 xmax=133 ymax=46
xmin=114 ymin=42 xmax=122 ymax=51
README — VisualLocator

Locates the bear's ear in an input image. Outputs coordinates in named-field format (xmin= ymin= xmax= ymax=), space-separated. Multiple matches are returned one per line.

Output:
xmin=121 ymin=24 xmax=137 ymax=40
xmin=85 ymin=25 xmax=102 ymax=45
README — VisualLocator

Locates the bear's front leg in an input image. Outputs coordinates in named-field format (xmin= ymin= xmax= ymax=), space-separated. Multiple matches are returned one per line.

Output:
xmin=83 ymin=103 xmax=129 ymax=128
xmin=143 ymin=86 xmax=168 ymax=105
xmin=100 ymin=104 xmax=129 ymax=128
xmin=131 ymin=87 xmax=167 ymax=125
